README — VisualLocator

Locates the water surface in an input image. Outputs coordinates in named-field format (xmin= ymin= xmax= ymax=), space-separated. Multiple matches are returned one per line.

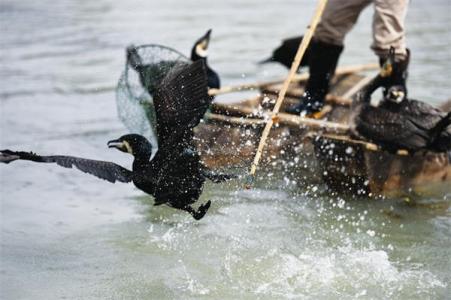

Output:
xmin=1 ymin=0 xmax=450 ymax=299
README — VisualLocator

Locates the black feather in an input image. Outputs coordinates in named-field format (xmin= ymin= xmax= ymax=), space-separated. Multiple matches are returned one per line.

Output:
xmin=0 ymin=150 xmax=132 ymax=183
xmin=153 ymin=59 xmax=210 ymax=144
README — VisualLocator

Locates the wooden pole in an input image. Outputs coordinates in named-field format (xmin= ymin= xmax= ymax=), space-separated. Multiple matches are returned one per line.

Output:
xmin=247 ymin=0 xmax=329 ymax=184
xmin=208 ymin=105 xmax=350 ymax=132
xmin=204 ymin=113 xmax=266 ymax=126
xmin=340 ymin=74 xmax=375 ymax=100
xmin=309 ymin=133 xmax=409 ymax=156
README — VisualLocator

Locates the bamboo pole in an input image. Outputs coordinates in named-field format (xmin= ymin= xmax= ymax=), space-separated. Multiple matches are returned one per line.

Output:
xmin=205 ymin=113 xmax=266 ymax=126
xmin=341 ymin=74 xmax=375 ymax=100
xmin=208 ymin=104 xmax=349 ymax=132
xmin=309 ymin=133 xmax=409 ymax=156
xmin=325 ymin=94 xmax=352 ymax=106
xmin=207 ymin=63 xmax=378 ymax=97
xmin=247 ymin=0 xmax=329 ymax=183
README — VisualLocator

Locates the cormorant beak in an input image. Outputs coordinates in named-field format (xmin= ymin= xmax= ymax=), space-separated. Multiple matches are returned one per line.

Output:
xmin=389 ymin=89 xmax=405 ymax=103
xmin=195 ymin=29 xmax=211 ymax=57
xmin=258 ymin=57 xmax=273 ymax=64
xmin=107 ymin=139 xmax=132 ymax=154
xmin=108 ymin=139 xmax=123 ymax=149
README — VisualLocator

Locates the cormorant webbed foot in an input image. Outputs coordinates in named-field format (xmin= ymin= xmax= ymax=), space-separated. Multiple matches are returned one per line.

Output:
xmin=185 ymin=200 xmax=211 ymax=220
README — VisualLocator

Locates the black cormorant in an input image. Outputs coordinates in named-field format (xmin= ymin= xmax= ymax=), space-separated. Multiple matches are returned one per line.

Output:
xmin=190 ymin=29 xmax=220 ymax=89
xmin=0 ymin=61 xmax=233 ymax=220
xmin=350 ymin=61 xmax=451 ymax=154
xmin=259 ymin=35 xmax=311 ymax=70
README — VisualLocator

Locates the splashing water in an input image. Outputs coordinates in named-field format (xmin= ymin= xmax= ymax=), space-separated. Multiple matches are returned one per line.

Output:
xmin=1 ymin=0 xmax=450 ymax=299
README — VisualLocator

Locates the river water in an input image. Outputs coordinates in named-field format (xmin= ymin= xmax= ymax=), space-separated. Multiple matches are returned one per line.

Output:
xmin=1 ymin=0 xmax=450 ymax=299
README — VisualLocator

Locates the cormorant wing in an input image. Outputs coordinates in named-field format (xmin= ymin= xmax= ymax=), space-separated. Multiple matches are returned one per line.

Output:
xmin=356 ymin=107 xmax=430 ymax=150
xmin=0 ymin=150 xmax=132 ymax=183
xmin=153 ymin=59 xmax=210 ymax=144
xmin=139 ymin=61 xmax=189 ymax=96
xmin=126 ymin=45 xmax=191 ymax=96
xmin=401 ymin=99 xmax=445 ymax=130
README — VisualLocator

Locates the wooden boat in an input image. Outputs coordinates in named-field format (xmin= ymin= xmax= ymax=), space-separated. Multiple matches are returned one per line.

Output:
xmin=194 ymin=64 xmax=451 ymax=197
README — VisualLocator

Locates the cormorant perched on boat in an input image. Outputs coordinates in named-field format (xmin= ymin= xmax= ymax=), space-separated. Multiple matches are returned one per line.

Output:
xmin=0 ymin=61 xmax=233 ymax=220
xmin=350 ymin=54 xmax=451 ymax=154
xmin=190 ymin=29 xmax=220 ymax=89
xmin=259 ymin=35 xmax=311 ymax=71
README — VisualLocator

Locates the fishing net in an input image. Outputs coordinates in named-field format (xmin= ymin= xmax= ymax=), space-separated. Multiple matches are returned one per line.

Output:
xmin=115 ymin=44 xmax=191 ymax=151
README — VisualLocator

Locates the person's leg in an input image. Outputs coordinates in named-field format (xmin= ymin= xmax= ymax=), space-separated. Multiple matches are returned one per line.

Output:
xmin=372 ymin=0 xmax=410 ymax=99
xmin=315 ymin=0 xmax=372 ymax=46
xmin=289 ymin=41 xmax=343 ymax=115
xmin=288 ymin=0 xmax=372 ymax=115
xmin=372 ymin=0 xmax=409 ymax=60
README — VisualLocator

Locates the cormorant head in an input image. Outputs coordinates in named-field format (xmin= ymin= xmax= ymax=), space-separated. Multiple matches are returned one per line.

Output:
xmin=385 ymin=85 xmax=406 ymax=104
xmin=258 ymin=43 xmax=288 ymax=66
xmin=258 ymin=36 xmax=310 ymax=69
xmin=108 ymin=134 xmax=152 ymax=159
xmin=191 ymin=29 xmax=212 ymax=61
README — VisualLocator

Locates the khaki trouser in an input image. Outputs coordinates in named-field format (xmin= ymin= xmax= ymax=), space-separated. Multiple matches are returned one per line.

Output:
xmin=314 ymin=0 xmax=409 ymax=61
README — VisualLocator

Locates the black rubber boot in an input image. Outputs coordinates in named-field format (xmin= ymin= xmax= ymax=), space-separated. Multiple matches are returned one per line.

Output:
xmin=378 ymin=47 xmax=410 ymax=100
xmin=286 ymin=40 xmax=343 ymax=116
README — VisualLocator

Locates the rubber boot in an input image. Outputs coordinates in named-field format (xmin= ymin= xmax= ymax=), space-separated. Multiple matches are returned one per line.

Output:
xmin=286 ymin=40 xmax=343 ymax=116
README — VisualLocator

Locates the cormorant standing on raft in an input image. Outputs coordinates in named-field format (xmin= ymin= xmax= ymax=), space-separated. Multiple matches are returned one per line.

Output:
xmin=350 ymin=49 xmax=451 ymax=154
xmin=0 ymin=61 xmax=233 ymax=220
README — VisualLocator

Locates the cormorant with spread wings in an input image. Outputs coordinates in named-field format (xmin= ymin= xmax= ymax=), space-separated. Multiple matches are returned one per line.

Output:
xmin=1 ymin=60 xmax=233 ymax=220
